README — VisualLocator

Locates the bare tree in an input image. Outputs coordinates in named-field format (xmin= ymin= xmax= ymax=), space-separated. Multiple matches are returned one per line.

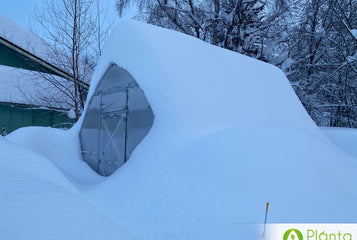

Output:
xmin=284 ymin=0 xmax=357 ymax=127
xmin=32 ymin=0 xmax=110 ymax=121
xmin=117 ymin=0 xmax=292 ymax=61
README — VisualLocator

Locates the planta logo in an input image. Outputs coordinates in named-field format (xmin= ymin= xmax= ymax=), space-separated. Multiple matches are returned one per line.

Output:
xmin=283 ymin=229 xmax=303 ymax=240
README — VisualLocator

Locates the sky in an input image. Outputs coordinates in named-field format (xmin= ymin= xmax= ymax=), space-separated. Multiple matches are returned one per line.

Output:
xmin=1 ymin=0 xmax=131 ymax=38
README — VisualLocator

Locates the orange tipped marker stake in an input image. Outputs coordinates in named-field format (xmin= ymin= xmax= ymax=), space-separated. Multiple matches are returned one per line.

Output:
xmin=263 ymin=202 xmax=269 ymax=239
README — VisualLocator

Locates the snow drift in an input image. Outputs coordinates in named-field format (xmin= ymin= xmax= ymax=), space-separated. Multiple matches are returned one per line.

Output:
xmin=320 ymin=127 xmax=357 ymax=159
xmin=87 ymin=20 xmax=320 ymax=138
xmin=0 ymin=137 xmax=132 ymax=240
xmin=3 ymin=20 xmax=357 ymax=240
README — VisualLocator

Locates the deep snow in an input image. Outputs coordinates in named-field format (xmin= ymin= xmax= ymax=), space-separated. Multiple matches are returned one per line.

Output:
xmin=320 ymin=127 xmax=357 ymax=159
xmin=0 ymin=136 xmax=132 ymax=240
xmin=2 ymin=20 xmax=357 ymax=240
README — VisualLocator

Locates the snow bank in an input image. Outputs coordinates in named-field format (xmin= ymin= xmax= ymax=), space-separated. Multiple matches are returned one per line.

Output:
xmin=321 ymin=127 xmax=357 ymax=159
xmin=4 ymin=20 xmax=357 ymax=240
xmin=87 ymin=21 xmax=321 ymax=139
xmin=0 ymin=137 xmax=133 ymax=240
xmin=6 ymin=126 xmax=103 ymax=186
xmin=76 ymin=21 xmax=357 ymax=239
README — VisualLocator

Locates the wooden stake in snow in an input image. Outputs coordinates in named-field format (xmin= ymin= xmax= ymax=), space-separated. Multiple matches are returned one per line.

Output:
xmin=262 ymin=202 xmax=269 ymax=238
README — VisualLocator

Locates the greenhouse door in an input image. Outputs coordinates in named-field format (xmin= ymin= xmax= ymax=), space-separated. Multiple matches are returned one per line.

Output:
xmin=97 ymin=87 xmax=128 ymax=175
xmin=80 ymin=64 xmax=154 ymax=176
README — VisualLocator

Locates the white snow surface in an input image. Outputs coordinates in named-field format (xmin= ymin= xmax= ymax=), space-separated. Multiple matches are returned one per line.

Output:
xmin=0 ymin=135 xmax=132 ymax=240
xmin=3 ymin=20 xmax=357 ymax=240
xmin=321 ymin=127 xmax=357 ymax=159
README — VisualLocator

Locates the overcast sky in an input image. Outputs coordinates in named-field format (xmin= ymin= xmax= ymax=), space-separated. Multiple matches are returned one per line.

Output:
xmin=2 ymin=0 xmax=127 ymax=37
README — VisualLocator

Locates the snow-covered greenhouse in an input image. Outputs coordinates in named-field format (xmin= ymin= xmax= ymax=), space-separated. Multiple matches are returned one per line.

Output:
xmin=77 ymin=20 xmax=321 ymax=178
xmin=3 ymin=19 xmax=357 ymax=240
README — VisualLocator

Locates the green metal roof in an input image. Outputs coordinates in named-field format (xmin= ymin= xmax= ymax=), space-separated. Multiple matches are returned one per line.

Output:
xmin=0 ymin=36 xmax=89 ymax=89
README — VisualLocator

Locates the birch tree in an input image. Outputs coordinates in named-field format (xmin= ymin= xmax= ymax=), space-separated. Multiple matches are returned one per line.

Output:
xmin=33 ymin=0 xmax=109 ymax=121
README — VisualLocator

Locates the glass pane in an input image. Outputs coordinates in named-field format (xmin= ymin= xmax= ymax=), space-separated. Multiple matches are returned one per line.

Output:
xmin=80 ymin=94 xmax=101 ymax=171
xmin=126 ymin=87 xmax=154 ymax=159
xmin=101 ymin=91 xmax=126 ymax=114
xmin=98 ymin=115 xmax=126 ymax=176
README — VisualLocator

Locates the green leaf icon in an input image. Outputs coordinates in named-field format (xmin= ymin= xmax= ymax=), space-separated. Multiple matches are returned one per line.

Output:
xmin=283 ymin=229 xmax=303 ymax=240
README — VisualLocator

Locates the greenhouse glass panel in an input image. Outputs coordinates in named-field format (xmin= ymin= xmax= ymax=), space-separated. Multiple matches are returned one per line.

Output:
xmin=80 ymin=64 xmax=154 ymax=176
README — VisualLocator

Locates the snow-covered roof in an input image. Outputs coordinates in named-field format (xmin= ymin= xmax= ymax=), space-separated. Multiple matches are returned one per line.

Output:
xmin=0 ymin=14 xmax=74 ymax=109
xmin=0 ymin=13 xmax=49 ymax=60
xmin=0 ymin=65 xmax=72 ymax=109
xmin=0 ymin=14 xmax=76 ymax=82
xmin=87 ymin=20 xmax=318 ymax=136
